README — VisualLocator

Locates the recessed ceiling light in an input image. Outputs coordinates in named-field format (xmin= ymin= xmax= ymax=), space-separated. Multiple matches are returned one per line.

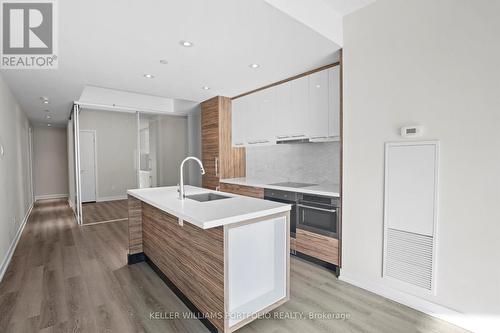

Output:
xmin=159 ymin=59 xmax=168 ymax=64
xmin=143 ymin=73 xmax=155 ymax=79
xmin=202 ymin=86 xmax=210 ymax=90
xmin=180 ymin=40 xmax=194 ymax=47
xmin=40 ymin=97 xmax=49 ymax=104
xmin=249 ymin=63 xmax=260 ymax=69
xmin=46 ymin=115 xmax=51 ymax=119
xmin=47 ymin=124 xmax=51 ymax=127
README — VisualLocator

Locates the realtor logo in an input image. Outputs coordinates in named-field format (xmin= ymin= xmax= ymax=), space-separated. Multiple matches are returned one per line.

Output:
xmin=1 ymin=0 xmax=57 ymax=69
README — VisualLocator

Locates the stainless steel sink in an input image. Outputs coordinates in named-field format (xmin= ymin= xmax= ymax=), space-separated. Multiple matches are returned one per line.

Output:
xmin=185 ymin=193 xmax=231 ymax=202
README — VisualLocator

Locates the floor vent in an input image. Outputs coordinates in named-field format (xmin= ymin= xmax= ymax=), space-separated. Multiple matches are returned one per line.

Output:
xmin=385 ymin=228 xmax=434 ymax=290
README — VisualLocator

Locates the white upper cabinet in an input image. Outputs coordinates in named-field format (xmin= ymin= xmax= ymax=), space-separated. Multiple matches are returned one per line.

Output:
xmin=232 ymin=95 xmax=248 ymax=147
xmin=274 ymin=81 xmax=292 ymax=139
xmin=289 ymin=76 xmax=309 ymax=139
xmin=245 ymin=87 xmax=276 ymax=145
xmin=308 ymin=70 xmax=330 ymax=140
xmin=328 ymin=66 xmax=340 ymax=138
xmin=231 ymin=65 xmax=340 ymax=147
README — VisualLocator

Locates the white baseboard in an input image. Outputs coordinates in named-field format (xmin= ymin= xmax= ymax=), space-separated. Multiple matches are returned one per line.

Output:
xmin=0 ymin=202 xmax=34 ymax=282
xmin=339 ymin=272 xmax=495 ymax=333
xmin=35 ymin=193 xmax=68 ymax=201
xmin=96 ymin=195 xmax=127 ymax=202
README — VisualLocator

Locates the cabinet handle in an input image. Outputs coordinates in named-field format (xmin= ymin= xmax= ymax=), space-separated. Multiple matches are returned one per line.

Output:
xmin=298 ymin=204 xmax=336 ymax=213
xmin=215 ymin=156 xmax=219 ymax=176
xmin=258 ymin=140 xmax=270 ymax=144
xmin=310 ymin=136 xmax=328 ymax=139
xmin=292 ymin=134 xmax=306 ymax=138
xmin=277 ymin=135 xmax=290 ymax=139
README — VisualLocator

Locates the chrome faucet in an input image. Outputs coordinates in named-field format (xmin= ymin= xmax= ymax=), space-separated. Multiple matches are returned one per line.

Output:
xmin=179 ymin=156 xmax=205 ymax=200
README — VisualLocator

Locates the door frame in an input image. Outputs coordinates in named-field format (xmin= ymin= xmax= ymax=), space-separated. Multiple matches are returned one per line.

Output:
xmin=79 ymin=129 xmax=98 ymax=203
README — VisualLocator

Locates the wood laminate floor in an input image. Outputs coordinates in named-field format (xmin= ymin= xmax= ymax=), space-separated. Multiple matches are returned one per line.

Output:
xmin=82 ymin=199 xmax=128 ymax=225
xmin=0 ymin=200 xmax=468 ymax=333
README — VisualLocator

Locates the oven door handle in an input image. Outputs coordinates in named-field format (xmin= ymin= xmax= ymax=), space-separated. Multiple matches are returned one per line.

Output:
xmin=298 ymin=204 xmax=336 ymax=213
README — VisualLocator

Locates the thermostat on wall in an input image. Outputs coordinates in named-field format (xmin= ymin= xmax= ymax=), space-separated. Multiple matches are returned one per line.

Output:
xmin=400 ymin=126 xmax=423 ymax=137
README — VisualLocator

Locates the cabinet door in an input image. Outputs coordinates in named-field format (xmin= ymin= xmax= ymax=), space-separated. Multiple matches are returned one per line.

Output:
xmin=274 ymin=82 xmax=292 ymax=139
xmin=290 ymin=76 xmax=308 ymax=138
xmin=201 ymin=98 xmax=220 ymax=190
xmin=232 ymin=96 xmax=247 ymax=147
xmin=247 ymin=87 xmax=275 ymax=145
xmin=328 ymin=66 xmax=340 ymax=138
xmin=308 ymin=70 xmax=329 ymax=139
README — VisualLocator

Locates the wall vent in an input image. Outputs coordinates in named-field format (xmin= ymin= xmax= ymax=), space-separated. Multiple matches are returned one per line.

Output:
xmin=385 ymin=228 xmax=433 ymax=290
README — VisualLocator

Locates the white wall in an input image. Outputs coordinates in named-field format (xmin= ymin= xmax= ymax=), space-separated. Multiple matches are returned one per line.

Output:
xmin=157 ymin=115 xmax=189 ymax=186
xmin=0 ymin=74 xmax=33 ymax=280
xmin=342 ymin=1 xmax=500 ymax=331
xmin=33 ymin=126 xmax=69 ymax=199
xmin=79 ymin=110 xmax=137 ymax=201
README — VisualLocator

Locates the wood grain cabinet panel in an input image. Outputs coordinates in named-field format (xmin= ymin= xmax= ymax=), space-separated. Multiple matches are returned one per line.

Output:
xmin=142 ymin=203 xmax=225 ymax=331
xmin=201 ymin=96 xmax=245 ymax=190
xmin=219 ymin=183 xmax=264 ymax=199
xmin=128 ymin=195 xmax=143 ymax=255
xmin=290 ymin=237 xmax=296 ymax=254
xmin=296 ymin=229 xmax=339 ymax=265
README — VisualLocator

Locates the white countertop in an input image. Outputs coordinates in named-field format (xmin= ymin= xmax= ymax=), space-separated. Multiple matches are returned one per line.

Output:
xmin=127 ymin=186 xmax=291 ymax=229
xmin=220 ymin=177 xmax=340 ymax=197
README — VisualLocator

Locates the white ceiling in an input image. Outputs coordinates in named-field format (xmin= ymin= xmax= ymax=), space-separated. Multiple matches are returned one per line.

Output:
xmin=323 ymin=0 xmax=376 ymax=16
xmin=0 ymin=0 xmax=341 ymax=125
xmin=264 ymin=0 xmax=375 ymax=46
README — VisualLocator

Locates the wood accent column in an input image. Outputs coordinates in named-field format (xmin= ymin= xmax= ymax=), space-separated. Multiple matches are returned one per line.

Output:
xmin=201 ymin=96 xmax=245 ymax=190
xmin=128 ymin=195 xmax=143 ymax=255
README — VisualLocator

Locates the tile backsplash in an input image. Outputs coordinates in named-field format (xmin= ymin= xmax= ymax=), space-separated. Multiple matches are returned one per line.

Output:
xmin=245 ymin=142 xmax=340 ymax=184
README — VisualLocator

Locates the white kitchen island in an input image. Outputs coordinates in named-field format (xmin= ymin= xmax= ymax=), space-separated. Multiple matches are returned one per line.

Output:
xmin=127 ymin=186 xmax=291 ymax=333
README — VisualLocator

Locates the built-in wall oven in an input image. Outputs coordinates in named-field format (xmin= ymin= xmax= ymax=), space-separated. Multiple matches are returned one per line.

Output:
xmin=264 ymin=189 xmax=298 ymax=237
xmin=297 ymin=194 xmax=339 ymax=238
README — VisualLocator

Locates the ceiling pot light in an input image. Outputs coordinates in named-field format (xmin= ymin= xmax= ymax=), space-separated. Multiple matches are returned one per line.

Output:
xmin=159 ymin=59 xmax=168 ymax=64
xmin=40 ymin=97 xmax=49 ymax=104
xmin=249 ymin=63 xmax=260 ymax=69
xmin=47 ymin=124 xmax=51 ymax=127
xmin=143 ymin=73 xmax=155 ymax=78
xmin=46 ymin=115 xmax=51 ymax=119
xmin=202 ymin=86 xmax=210 ymax=90
xmin=180 ymin=40 xmax=194 ymax=47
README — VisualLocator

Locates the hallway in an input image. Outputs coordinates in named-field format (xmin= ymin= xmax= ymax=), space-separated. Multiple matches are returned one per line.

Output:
xmin=0 ymin=200 xmax=206 ymax=333
xmin=0 ymin=200 xmax=467 ymax=333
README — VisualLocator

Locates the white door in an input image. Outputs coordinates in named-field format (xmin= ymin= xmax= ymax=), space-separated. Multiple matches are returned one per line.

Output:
xmin=80 ymin=131 xmax=97 ymax=203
